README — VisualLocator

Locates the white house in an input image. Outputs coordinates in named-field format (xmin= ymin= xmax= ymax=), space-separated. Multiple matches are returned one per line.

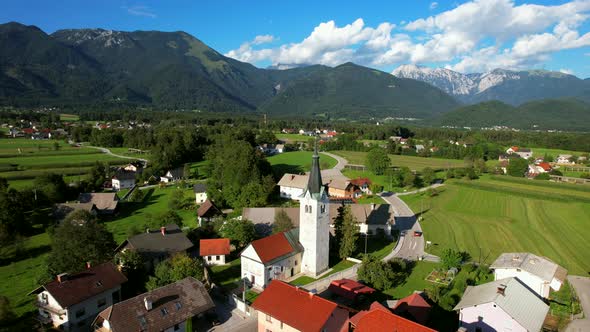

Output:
xmin=199 ymin=238 xmax=230 ymax=266
xmin=111 ymin=171 xmax=135 ymax=191
xmin=277 ymin=173 xmax=308 ymax=200
xmin=160 ymin=167 xmax=184 ymax=183
xmin=454 ymin=277 xmax=549 ymax=332
xmin=507 ymin=146 xmax=533 ymax=159
xmin=490 ymin=252 xmax=567 ymax=298
xmin=240 ymin=229 xmax=303 ymax=289
xmin=556 ymin=154 xmax=574 ymax=165
xmin=93 ymin=277 xmax=214 ymax=332
xmin=123 ymin=161 xmax=143 ymax=173
xmin=193 ymin=183 xmax=207 ymax=204
xmin=30 ymin=262 xmax=127 ymax=332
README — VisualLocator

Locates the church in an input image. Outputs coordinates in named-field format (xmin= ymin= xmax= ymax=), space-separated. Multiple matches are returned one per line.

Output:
xmin=240 ymin=145 xmax=330 ymax=289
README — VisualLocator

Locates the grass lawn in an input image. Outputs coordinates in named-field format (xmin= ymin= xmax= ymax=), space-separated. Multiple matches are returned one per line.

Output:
xmin=332 ymin=150 xmax=465 ymax=171
xmin=59 ymin=113 xmax=80 ymax=121
xmin=210 ymin=258 xmax=241 ymax=290
xmin=276 ymin=133 xmax=310 ymax=143
xmin=291 ymin=276 xmax=317 ymax=286
xmin=289 ymin=260 xmax=357 ymax=286
xmin=267 ymin=151 xmax=337 ymax=177
xmin=0 ymin=233 xmax=51 ymax=316
xmin=530 ymin=147 xmax=589 ymax=158
xmin=383 ymin=261 xmax=439 ymax=298
xmin=106 ymin=186 xmax=197 ymax=243
xmin=400 ymin=176 xmax=590 ymax=275
xmin=342 ymin=169 xmax=406 ymax=192
xmin=549 ymin=280 xmax=583 ymax=330
xmin=356 ymin=195 xmax=387 ymax=204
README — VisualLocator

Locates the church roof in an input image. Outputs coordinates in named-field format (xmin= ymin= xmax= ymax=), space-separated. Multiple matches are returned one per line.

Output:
xmin=249 ymin=229 xmax=302 ymax=264
xmin=305 ymin=138 xmax=324 ymax=196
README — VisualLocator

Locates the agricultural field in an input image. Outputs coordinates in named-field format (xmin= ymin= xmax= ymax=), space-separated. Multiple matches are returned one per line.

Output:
xmin=276 ymin=133 xmax=310 ymax=143
xmin=332 ymin=150 xmax=466 ymax=170
xmin=529 ymin=147 xmax=589 ymax=158
xmin=401 ymin=176 xmax=590 ymax=275
xmin=267 ymin=151 xmax=337 ymax=177
xmin=59 ymin=113 xmax=80 ymax=121
xmin=0 ymin=139 xmax=136 ymax=188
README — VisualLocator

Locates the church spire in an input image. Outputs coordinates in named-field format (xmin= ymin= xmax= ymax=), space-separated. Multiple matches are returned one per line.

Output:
xmin=306 ymin=136 xmax=323 ymax=194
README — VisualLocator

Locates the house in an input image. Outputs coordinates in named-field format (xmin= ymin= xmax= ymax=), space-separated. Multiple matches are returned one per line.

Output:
xmin=498 ymin=153 xmax=519 ymax=162
xmin=193 ymin=183 xmax=207 ymax=204
xmin=350 ymin=178 xmax=372 ymax=194
xmin=93 ymin=277 xmax=214 ymax=332
xmin=454 ymin=277 xmax=549 ymax=332
xmin=349 ymin=301 xmax=436 ymax=332
xmin=327 ymin=179 xmax=360 ymax=198
xmin=277 ymin=173 xmax=309 ymax=200
xmin=528 ymin=162 xmax=552 ymax=176
xmin=53 ymin=203 xmax=98 ymax=221
xmin=400 ymin=138 xmax=409 ymax=145
xmin=389 ymin=292 xmax=431 ymax=325
xmin=123 ymin=161 xmax=144 ymax=173
xmin=252 ymin=280 xmax=349 ymax=332
xmin=242 ymin=203 xmax=395 ymax=238
xmin=490 ymin=252 xmax=567 ymax=298
xmin=111 ymin=171 xmax=135 ymax=191
xmin=78 ymin=193 xmax=119 ymax=215
xmin=275 ymin=144 xmax=285 ymax=153
xmin=115 ymin=224 xmax=194 ymax=271
xmin=556 ymin=154 xmax=574 ymax=165
xmin=160 ymin=167 xmax=184 ymax=183
xmin=240 ymin=229 xmax=303 ymax=289
xmin=197 ymin=199 xmax=222 ymax=225
xmin=390 ymin=136 xmax=402 ymax=142
xmin=29 ymin=262 xmax=127 ymax=332
xmin=415 ymin=144 xmax=425 ymax=153
xmin=506 ymin=146 xmax=533 ymax=159
xmin=327 ymin=279 xmax=375 ymax=301
xmin=199 ymin=238 xmax=230 ymax=266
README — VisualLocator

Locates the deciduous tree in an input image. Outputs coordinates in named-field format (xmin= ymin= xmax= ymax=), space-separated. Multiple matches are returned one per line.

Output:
xmin=273 ymin=209 xmax=294 ymax=234
xmin=366 ymin=147 xmax=390 ymax=175
xmin=339 ymin=206 xmax=359 ymax=259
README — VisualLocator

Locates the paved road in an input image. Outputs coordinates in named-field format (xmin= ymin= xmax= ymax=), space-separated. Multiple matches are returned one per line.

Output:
xmin=396 ymin=182 xmax=445 ymax=196
xmin=86 ymin=145 xmax=148 ymax=163
xmin=566 ymin=276 xmax=590 ymax=332
xmin=320 ymin=152 xmax=349 ymax=181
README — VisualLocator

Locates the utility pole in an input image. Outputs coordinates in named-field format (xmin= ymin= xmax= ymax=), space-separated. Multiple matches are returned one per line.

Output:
xmin=364 ymin=231 xmax=368 ymax=255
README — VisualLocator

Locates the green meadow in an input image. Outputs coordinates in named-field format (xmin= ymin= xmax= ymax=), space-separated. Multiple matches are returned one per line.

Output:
xmin=401 ymin=176 xmax=590 ymax=275
xmin=332 ymin=150 xmax=466 ymax=170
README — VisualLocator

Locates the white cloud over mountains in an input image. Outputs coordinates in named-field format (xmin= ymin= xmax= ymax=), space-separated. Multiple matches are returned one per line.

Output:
xmin=225 ymin=0 xmax=590 ymax=73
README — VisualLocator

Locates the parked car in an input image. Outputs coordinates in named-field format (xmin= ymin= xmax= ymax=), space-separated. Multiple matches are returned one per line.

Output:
xmin=413 ymin=231 xmax=422 ymax=237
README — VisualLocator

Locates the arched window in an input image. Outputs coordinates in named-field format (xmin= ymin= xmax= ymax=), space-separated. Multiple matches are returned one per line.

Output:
xmin=305 ymin=205 xmax=309 ymax=213
xmin=308 ymin=205 xmax=312 ymax=214
xmin=320 ymin=205 xmax=325 ymax=213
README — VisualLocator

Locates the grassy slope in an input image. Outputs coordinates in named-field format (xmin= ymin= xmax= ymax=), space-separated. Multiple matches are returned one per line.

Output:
xmin=332 ymin=150 xmax=465 ymax=170
xmin=267 ymin=151 xmax=337 ymax=178
xmin=401 ymin=177 xmax=590 ymax=275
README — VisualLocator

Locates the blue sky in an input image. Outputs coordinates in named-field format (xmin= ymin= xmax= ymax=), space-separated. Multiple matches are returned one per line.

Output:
xmin=2 ymin=0 xmax=590 ymax=77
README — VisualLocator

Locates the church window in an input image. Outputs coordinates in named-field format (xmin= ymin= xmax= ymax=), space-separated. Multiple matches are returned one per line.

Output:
xmin=308 ymin=205 xmax=312 ymax=213
xmin=305 ymin=205 xmax=308 ymax=213
xmin=321 ymin=205 xmax=326 ymax=213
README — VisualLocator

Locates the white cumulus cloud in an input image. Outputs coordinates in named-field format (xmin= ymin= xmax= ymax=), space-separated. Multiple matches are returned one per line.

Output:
xmin=225 ymin=0 xmax=590 ymax=73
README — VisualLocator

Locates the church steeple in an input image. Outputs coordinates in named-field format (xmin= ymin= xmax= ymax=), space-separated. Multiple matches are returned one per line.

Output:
xmin=306 ymin=137 xmax=323 ymax=195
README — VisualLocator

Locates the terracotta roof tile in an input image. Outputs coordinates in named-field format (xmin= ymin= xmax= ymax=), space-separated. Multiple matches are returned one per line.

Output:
xmin=199 ymin=238 xmax=230 ymax=256
xmin=392 ymin=293 xmax=431 ymax=325
xmin=252 ymin=280 xmax=343 ymax=332
xmin=197 ymin=199 xmax=221 ymax=218
xmin=328 ymin=279 xmax=375 ymax=300
xmin=251 ymin=232 xmax=296 ymax=264
xmin=352 ymin=301 xmax=436 ymax=332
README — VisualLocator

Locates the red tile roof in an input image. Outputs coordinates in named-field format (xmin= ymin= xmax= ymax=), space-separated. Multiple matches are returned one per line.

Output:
xmin=352 ymin=301 xmax=436 ymax=332
xmin=328 ymin=279 xmax=375 ymax=300
xmin=252 ymin=280 xmax=340 ymax=332
xmin=200 ymin=238 xmax=230 ymax=256
xmin=392 ymin=293 xmax=432 ymax=325
xmin=40 ymin=262 xmax=127 ymax=308
xmin=510 ymin=146 xmax=519 ymax=152
xmin=350 ymin=178 xmax=372 ymax=186
xmin=251 ymin=232 xmax=296 ymax=264
xmin=537 ymin=162 xmax=552 ymax=171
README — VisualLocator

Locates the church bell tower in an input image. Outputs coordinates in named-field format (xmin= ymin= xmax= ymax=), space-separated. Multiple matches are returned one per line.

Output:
xmin=299 ymin=139 xmax=330 ymax=277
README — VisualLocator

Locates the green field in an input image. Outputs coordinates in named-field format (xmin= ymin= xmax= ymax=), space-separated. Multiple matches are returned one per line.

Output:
xmin=267 ymin=151 xmax=337 ymax=177
xmin=0 ymin=139 xmax=137 ymax=188
xmin=276 ymin=133 xmax=310 ymax=143
xmin=59 ymin=113 xmax=80 ymax=121
xmin=530 ymin=147 xmax=589 ymax=158
xmin=332 ymin=150 xmax=466 ymax=170
xmin=401 ymin=176 xmax=590 ymax=275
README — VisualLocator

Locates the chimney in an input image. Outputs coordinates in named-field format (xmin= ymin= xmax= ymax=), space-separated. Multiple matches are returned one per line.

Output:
xmin=308 ymin=291 xmax=314 ymax=299
xmin=144 ymin=297 xmax=152 ymax=310
xmin=160 ymin=227 xmax=166 ymax=236
xmin=57 ymin=273 xmax=69 ymax=283
xmin=86 ymin=261 xmax=91 ymax=269
xmin=497 ymin=285 xmax=506 ymax=296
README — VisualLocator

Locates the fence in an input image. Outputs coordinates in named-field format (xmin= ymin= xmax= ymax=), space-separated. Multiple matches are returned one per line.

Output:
xmin=344 ymin=164 xmax=367 ymax=171
xmin=564 ymin=166 xmax=590 ymax=172
xmin=229 ymin=294 xmax=258 ymax=318
xmin=550 ymin=175 xmax=590 ymax=185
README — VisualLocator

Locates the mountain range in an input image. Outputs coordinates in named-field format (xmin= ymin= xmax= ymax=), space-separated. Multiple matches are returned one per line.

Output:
xmin=0 ymin=22 xmax=458 ymax=118
xmin=392 ymin=64 xmax=590 ymax=106
xmin=0 ymin=21 xmax=589 ymax=130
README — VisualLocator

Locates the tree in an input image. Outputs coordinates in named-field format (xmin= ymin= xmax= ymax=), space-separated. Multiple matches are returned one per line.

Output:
xmin=273 ymin=209 xmax=294 ymax=234
xmin=129 ymin=188 xmax=145 ymax=202
xmin=219 ymin=218 xmax=256 ymax=248
xmin=52 ymin=142 xmax=60 ymax=151
xmin=168 ymin=189 xmax=185 ymax=210
xmin=33 ymin=172 xmax=67 ymax=203
xmin=366 ymin=147 xmax=390 ymax=175
xmin=402 ymin=168 xmax=416 ymax=187
xmin=115 ymin=250 xmax=146 ymax=294
xmin=160 ymin=210 xmax=183 ymax=228
xmin=339 ymin=206 xmax=359 ymax=259
xmin=507 ymin=158 xmax=528 ymax=177
xmin=183 ymin=163 xmax=191 ymax=180
xmin=146 ymin=253 xmax=204 ymax=290
xmin=441 ymin=248 xmax=463 ymax=270
xmin=357 ymin=256 xmax=410 ymax=290
xmin=474 ymin=159 xmax=487 ymax=174
xmin=64 ymin=209 xmax=96 ymax=225
xmin=0 ymin=295 xmax=15 ymax=326
xmin=88 ymin=162 xmax=107 ymax=190
xmin=47 ymin=220 xmax=116 ymax=275
xmin=422 ymin=167 xmax=435 ymax=185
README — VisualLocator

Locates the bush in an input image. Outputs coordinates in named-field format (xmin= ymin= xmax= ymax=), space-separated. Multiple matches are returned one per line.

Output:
xmin=535 ymin=173 xmax=550 ymax=180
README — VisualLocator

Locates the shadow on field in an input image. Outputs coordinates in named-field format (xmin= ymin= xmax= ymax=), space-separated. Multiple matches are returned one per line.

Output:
xmin=0 ymin=244 xmax=51 ymax=267
xmin=272 ymin=164 xmax=304 ymax=179
xmin=115 ymin=188 xmax=159 ymax=219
